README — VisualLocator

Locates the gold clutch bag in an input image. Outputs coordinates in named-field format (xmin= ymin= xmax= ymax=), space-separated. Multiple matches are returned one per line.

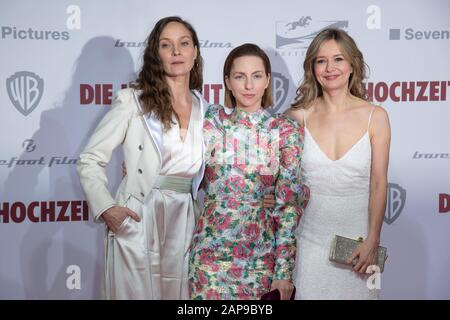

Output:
xmin=329 ymin=235 xmax=388 ymax=273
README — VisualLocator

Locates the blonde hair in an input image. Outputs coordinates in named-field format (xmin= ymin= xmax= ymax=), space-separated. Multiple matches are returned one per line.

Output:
xmin=291 ymin=28 xmax=369 ymax=109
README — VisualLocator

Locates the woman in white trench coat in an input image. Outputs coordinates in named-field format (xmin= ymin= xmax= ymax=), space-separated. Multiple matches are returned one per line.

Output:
xmin=77 ymin=16 xmax=208 ymax=300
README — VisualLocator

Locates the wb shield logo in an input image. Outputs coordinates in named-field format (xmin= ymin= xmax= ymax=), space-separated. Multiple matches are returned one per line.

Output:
xmin=276 ymin=17 xmax=349 ymax=49
xmin=384 ymin=183 xmax=406 ymax=224
xmin=7 ymin=71 xmax=44 ymax=116
xmin=267 ymin=72 xmax=289 ymax=114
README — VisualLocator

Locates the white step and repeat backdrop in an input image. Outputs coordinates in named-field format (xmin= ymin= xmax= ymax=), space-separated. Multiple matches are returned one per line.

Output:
xmin=1 ymin=0 xmax=449 ymax=299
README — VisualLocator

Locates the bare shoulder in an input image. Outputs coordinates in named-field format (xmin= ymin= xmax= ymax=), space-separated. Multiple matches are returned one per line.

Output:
xmin=284 ymin=107 xmax=305 ymax=126
xmin=353 ymin=100 xmax=388 ymax=122
xmin=370 ymin=104 xmax=390 ymax=124
xmin=368 ymin=104 xmax=391 ymax=139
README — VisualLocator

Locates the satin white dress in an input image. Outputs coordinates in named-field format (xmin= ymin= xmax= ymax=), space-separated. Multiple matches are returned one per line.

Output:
xmin=294 ymin=108 xmax=378 ymax=300
xmin=105 ymin=96 xmax=202 ymax=299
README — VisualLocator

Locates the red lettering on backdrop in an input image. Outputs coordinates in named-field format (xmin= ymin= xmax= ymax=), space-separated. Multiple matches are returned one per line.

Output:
xmin=0 ymin=201 xmax=90 ymax=223
xmin=365 ymin=81 xmax=450 ymax=102
xmin=203 ymin=84 xmax=223 ymax=104
xmin=439 ymin=194 xmax=450 ymax=213
xmin=80 ymin=84 xmax=116 ymax=105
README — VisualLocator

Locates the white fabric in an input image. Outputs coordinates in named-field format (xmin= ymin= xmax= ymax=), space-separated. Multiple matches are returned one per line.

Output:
xmin=105 ymin=185 xmax=196 ymax=299
xmin=294 ymin=109 xmax=378 ymax=300
xmin=160 ymin=94 xmax=203 ymax=177
xmin=137 ymin=90 xmax=208 ymax=199
xmin=78 ymin=88 xmax=162 ymax=220
xmin=103 ymin=96 xmax=202 ymax=300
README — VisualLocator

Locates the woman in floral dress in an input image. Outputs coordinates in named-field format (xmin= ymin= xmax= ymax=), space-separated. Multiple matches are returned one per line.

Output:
xmin=189 ymin=43 xmax=309 ymax=300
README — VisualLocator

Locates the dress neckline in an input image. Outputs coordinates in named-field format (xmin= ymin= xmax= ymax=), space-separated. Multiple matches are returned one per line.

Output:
xmin=305 ymin=127 xmax=369 ymax=162
xmin=173 ymin=93 xmax=198 ymax=143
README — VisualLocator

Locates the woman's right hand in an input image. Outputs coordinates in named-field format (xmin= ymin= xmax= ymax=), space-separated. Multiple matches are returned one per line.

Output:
xmin=101 ymin=206 xmax=141 ymax=233
xmin=263 ymin=194 xmax=276 ymax=208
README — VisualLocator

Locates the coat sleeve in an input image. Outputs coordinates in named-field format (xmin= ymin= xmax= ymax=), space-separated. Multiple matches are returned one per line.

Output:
xmin=77 ymin=89 xmax=135 ymax=222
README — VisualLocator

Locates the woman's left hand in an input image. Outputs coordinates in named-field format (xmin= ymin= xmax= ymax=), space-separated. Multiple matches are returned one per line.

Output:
xmin=347 ymin=237 xmax=379 ymax=274
xmin=270 ymin=280 xmax=294 ymax=300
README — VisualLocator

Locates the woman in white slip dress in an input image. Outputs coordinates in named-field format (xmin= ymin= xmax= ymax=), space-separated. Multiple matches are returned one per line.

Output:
xmin=77 ymin=17 xmax=207 ymax=299
xmin=286 ymin=28 xmax=391 ymax=299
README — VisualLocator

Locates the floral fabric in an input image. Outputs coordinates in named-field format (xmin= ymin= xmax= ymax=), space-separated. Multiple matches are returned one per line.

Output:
xmin=189 ymin=104 xmax=309 ymax=300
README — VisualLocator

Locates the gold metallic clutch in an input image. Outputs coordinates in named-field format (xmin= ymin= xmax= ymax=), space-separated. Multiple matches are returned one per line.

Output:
xmin=329 ymin=235 xmax=387 ymax=273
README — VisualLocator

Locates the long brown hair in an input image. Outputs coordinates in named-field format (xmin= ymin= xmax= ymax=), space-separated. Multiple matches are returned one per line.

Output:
xmin=223 ymin=43 xmax=273 ymax=108
xmin=291 ymin=28 xmax=369 ymax=109
xmin=134 ymin=16 xmax=203 ymax=130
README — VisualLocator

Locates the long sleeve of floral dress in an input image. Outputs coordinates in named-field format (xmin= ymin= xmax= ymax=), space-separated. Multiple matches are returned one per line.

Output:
xmin=203 ymin=106 xmax=224 ymax=167
xmin=272 ymin=115 xmax=308 ymax=281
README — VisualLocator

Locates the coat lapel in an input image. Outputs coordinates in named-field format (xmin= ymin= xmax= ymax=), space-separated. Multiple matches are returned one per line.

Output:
xmin=192 ymin=90 xmax=209 ymax=199
xmin=132 ymin=90 xmax=163 ymax=162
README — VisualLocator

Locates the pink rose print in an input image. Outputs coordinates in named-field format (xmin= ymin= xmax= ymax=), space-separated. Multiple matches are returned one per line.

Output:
xmin=195 ymin=217 xmax=204 ymax=233
xmin=276 ymin=244 xmax=291 ymax=259
xmin=244 ymin=223 xmax=260 ymax=242
xmin=238 ymin=119 xmax=252 ymax=127
xmin=233 ymin=244 xmax=249 ymax=260
xmin=205 ymin=166 xmax=218 ymax=182
xmin=226 ymin=198 xmax=240 ymax=210
xmin=229 ymin=265 xmax=243 ymax=279
xmin=260 ymin=275 xmax=271 ymax=289
xmin=281 ymin=148 xmax=299 ymax=166
xmin=237 ymin=285 xmax=253 ymax=300
xmin=219 ymin=108 xmax=228 ymax=121
xmin=279 ymin=185 xmax=294 ymax=201
xmin=260 ymin=175 xmax=274 ymax=187
xmin=206 ymin=288 xmax=221 ymax=300
xmin=217 ymin=214 xmax=232 ymax=231
xmin=198 ymin=270 xmax=208 ymax=285
xmin=230 ymin=175 xmax=245 ymax=190
xmin=262 ymin=253 xmax=275 ymax=270
xmin=200 ymin=249 xmax=215 ymax=264
xmin=204 ymin=202 xmax=216 ymax=217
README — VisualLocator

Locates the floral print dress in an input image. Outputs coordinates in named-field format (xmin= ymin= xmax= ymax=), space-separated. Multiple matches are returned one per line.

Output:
xmin=189 ymin=105 xmax=309 ymax=300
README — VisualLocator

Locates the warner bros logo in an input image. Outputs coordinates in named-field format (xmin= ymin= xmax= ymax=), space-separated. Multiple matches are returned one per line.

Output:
xmin=6 ymin=71 xmax=44 ymax=116
xmin=267 ymin=72 xmax=289 ymax=114
xmin=384 ymin=183 xmax=406 ymax=224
